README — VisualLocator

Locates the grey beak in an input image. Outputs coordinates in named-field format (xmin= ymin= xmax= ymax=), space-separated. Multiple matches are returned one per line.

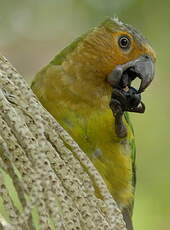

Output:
xmin=107 ymin=55 xmax=155 ymax=93
xmin=133 ymin=55 xmax=155 ymax=93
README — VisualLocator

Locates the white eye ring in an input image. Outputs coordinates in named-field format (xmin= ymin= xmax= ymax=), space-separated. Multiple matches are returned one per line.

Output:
xmin=118 ymin=36 xmax=131 ymax=50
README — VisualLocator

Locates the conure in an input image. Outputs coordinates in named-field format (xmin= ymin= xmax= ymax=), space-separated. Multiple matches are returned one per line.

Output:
xmin=31 ymin=17 xmax=156 ymax=230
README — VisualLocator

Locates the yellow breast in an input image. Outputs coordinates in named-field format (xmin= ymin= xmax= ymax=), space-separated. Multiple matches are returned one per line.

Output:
xmin=47 ymin=104 xmax=134 ymax=208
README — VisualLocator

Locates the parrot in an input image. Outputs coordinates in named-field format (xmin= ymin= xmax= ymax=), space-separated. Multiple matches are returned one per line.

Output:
xmin=31 ymin=17 xmax=156 ymax=230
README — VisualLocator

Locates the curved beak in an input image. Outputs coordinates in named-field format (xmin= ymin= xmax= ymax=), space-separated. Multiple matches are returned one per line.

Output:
xmin=132 ymin=55 xmax=155 ymax=93
xmin=107 ymin=55 xmax=155 ymax=93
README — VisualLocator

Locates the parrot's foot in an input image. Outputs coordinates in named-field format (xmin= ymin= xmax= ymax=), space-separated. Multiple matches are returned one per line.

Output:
xmin=109 ymin=87 xmax=145 ymax=138
xmin=127 ymin=101 xmax=145 ymax=113
xmin=109 ymin=98 xmax=127 ymax=138
xmin=110 ymin=87 xmax=145 ymax=113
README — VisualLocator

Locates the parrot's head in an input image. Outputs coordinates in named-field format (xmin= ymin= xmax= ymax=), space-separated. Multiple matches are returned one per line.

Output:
xmin=102 ymin=17 xmax=156 ymax=93
xmin=46 ymin=17 xmax=156 ymax=111
xmin=61 ymin=17 xmax=156 ymax=99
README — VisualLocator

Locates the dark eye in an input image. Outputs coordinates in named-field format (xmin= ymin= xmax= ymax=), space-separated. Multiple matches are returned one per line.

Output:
xmin=118 ymin=36 xmax=131 ymax=50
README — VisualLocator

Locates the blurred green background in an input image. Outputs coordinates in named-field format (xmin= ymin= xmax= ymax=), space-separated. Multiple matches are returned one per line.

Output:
xmin=0 ymin=0 xmax=169 ymax=229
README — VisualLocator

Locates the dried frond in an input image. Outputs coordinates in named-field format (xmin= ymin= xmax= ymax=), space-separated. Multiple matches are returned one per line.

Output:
xmin=0 ymin=56 xmax=126 ymax=230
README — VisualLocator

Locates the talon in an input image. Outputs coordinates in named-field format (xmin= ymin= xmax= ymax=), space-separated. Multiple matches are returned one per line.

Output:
xmin=140 ymin=101 xmax=145 ymax=113
xmin=126 ymin=101 xmax=145 ymax=113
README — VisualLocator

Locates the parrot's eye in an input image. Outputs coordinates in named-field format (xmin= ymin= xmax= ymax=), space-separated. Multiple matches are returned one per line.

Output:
xmin=118 ymin=36 xmax=131 ymax=50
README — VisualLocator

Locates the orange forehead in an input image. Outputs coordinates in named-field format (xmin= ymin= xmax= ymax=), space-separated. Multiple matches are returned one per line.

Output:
xmin=65 ymin=25 xmax=156 ymax=78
